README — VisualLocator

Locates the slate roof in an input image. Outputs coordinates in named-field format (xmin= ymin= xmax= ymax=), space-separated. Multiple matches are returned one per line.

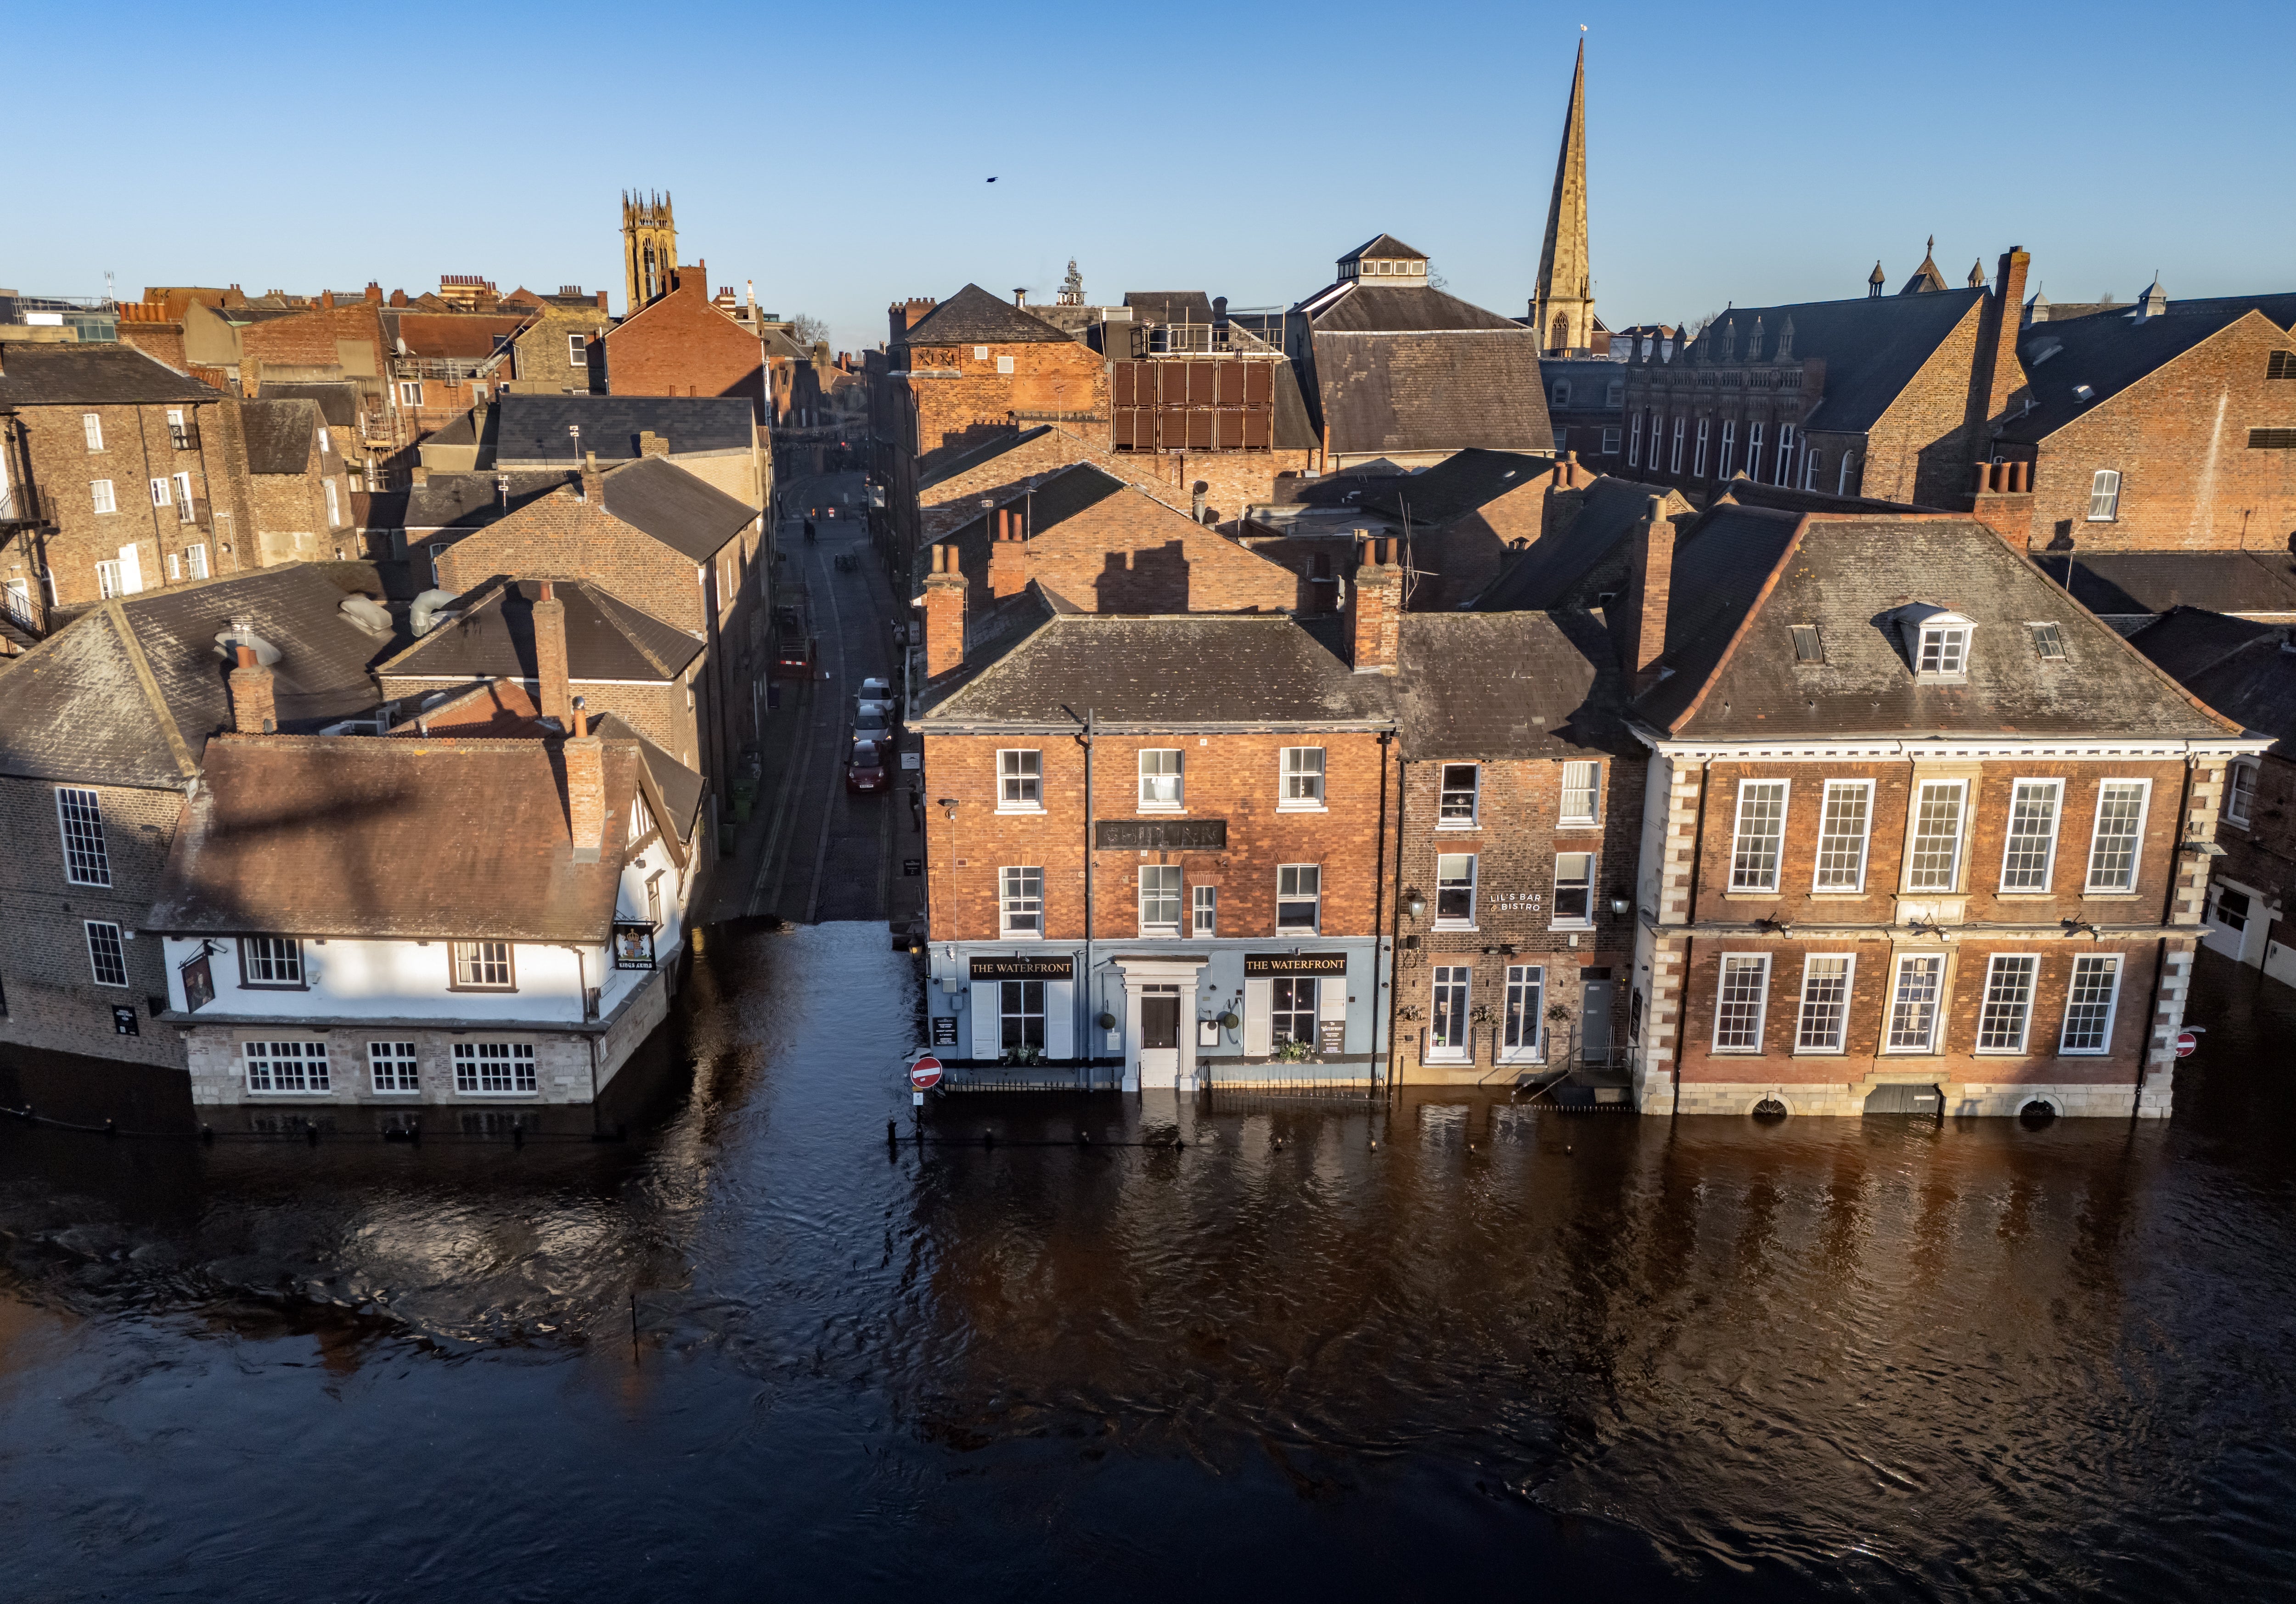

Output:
xmin=145 ymin=734 xmax=651 ymax=941
xmin=2040 ymin=550 xmax=2296 ymax=619
xmin=596 ymin=711 xmax=705 ymax=842
xmin=918 ymin=611 xmax=1393 ymax=730
xmin=1712 ymin=478 xmax=1942 ymax=516
xmin=375 ymin=578 xmax=701 ymax=686
xmin=1683 ymin=291 xmax=1985 ymax=434
xmin=0 ymin=566 xmax=401 ymax=789
xmin=383 ymin=472 xmax=571 ymax=532
xmin=1306 ymin=329 xmax=1555 ymax=456
xmin=1359 ymin=448 xmax=1557 ymax=525
xmin=938 ymin=462 xmax=1130 ymax=546
xmin=238 ymin=398 xmax=320 ymax=475
xmin=492 ymin=393 xmax=755 ymax=465
xmin=1302 ymin=282 xmax=1526 ymax=334
xmin=1469 ymin=476 xmax=1686 ymax=612
xmin=1122 ymin=292 xmax=1214 ymax=324
xmin=1394 ymin=611 xmax=1631 ymax=761
xmin=1635 ymin=514 xmax=2242 ymax=741
xmin=897 ymin=284 xmax=1076 ymax=348
xmin=256 ymin=380 xmax=360 ymax=427
xmin=917 ymin=425 xmax=1053 ymax=493
xmin=1999 ymin=293 xmax=2296 ymax=445
xmin=1340 ymin=235 xmax=1428 ymax=263
xmin=2127 ymin=608 xmax=2296 ymax=753
xmin=0 ymin=342 xmax=218 ymax=405
xmin=599 ymin=456 xmax=757 ymax=560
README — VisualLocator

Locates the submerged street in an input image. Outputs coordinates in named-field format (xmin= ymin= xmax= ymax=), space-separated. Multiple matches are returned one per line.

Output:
xmin=5 ymin=920 xmax=2296 ymax=1602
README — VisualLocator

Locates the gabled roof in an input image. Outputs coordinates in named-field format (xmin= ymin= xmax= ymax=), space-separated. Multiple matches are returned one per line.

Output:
xmin=492 ymin=392 xmax=755 ymax=465
xmin=1122 ymin=291 xmax=1214 ymax=324
xmin=1898 ymin=240 xmax=1950 ymax=295
xmin=917 ymin=611 xmax=1392 ymax=729
xmin=1358 ymin=448 xmax=1556 ymax=525
xmin=1683 ymin=290 xmax=1986 ymax=434
xmin=2128 ymin=608 xmax=2296 ymax=753
xmin=256 ymin=380 xmax=360 ymax=427
xmin=599 ymin=456 xmax=757 ymax=560
xmin=2039 ymin=550 xmax=2296 ymax=619
xmin=0 ymin=342 xmax=218 ymax=405
xmin=145 ymin=733 xmax=658 ymax=941
xmin=1306 ymin=328 xmax=1555 ymax=456
xmin=0 ymin=566 xmax=400 ymax=788
xmin=1468 ymin=476 xmax=1687 ymax=612
xmin=376 ymin=578 xmax=702 ymax=687
xmin=2000 ymin=293 xmax=2296 ymax=444
xmin=897 ymin=284 xmax=1076 ymax=347
xmin=943 ymin=462 xmax=1130 ymax=544
xmin=916 ymin=424 xmax=1054 ymax=493
xmin=387 ymin=471 xmax=572 ymax=533
xmin=1302 ymin=283 xmax=1526 ymax=334
xmin=238 ymin=398 xmax=321 ymax=475
xmin=1394 ymin=610 xmax=1631 ymax=761
xmin=1340 ymin=235 xmax=1428 ymax=264
xmin=1636 ymin=514 xmax=2242 ymax=741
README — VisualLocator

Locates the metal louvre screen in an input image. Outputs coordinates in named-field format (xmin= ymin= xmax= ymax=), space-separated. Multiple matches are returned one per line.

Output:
xmin=1111 ymin=360 xmax=1275 ymax=452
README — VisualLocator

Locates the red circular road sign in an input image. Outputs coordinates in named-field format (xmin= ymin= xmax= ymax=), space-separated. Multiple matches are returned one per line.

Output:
xmin=2175 ymin=1030 xmax=2199 ymax=1059
xmin=909 ymin=1055 xmax=944 ymax=1090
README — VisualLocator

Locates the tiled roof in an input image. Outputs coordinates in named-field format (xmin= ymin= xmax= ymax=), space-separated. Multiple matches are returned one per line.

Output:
xmin=492 ymin=393 xmax=755 ymax=464
xmin=939 ymin=462 xmax=1128 ymax=545
xmin=1682 ymin=291 xmax=1985 ymax=434
xmin=1303 ymin=283 xmax=1526 ymax=334
xmin=1339 ymin=235 xmax=1427 ymax=263
xmin=1394 ymin=610 xmax=1631 ymax=761
xmin=145 ymin=734 xmax=653 ymax=941
xmin=2042 ymin=550 xmax=2296 ymax=619
xmin=917 ymin=425 xmax=1054 ymax=493
xmin=238 ymin=398 xmax=320 ymax=475
xmin=375 ymin=578 xmax=701 ymax=686
xmin=0 ymin=342 xmax=219 ymax=405
xmin=1307 ymin=329 xmax=1555 ymax=456
xmin=600 ymin=456 xmax=757 ymax=561
xmin=256 ymin=380 xmax=360 ymax=427
xmin=897 ymin=284 xmax=1076 ymax=347
xmin=2000 ymin=293 xmax=2296 ymax=445
xmin=1638 ymin=514 xmax=2242 ymax=741
xmin=2128 ymin=608 xmax=2296 ymax=752
xmin=1469 ymin=476 xmax=1688 ymax=612
xmin=394 ymin=471 xmax=573 ymax=533
xmin=1357 ymin=448 xmax=1557 ymax=525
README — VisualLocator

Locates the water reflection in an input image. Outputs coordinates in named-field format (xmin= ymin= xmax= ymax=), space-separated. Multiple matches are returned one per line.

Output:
xmin=2 ymin=924 xmax=2294 ymax=1601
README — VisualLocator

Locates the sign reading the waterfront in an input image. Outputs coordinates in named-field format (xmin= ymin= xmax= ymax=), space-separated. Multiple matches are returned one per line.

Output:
xmin=1244 ymin=952 xmax=1348 ymax=976
xmin=969 ymin=955 xmax=1076 ymax=980
xmin=1094 ymin=819 xmax=1227 ymax=851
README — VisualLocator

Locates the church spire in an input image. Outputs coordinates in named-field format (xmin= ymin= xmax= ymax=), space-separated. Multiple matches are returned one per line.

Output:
xmin=1531 ymin=36 xmax=1594 ymax=355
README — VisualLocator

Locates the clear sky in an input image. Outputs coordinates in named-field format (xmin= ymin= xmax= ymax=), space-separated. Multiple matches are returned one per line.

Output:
xmin=10 ymin=0 xmax=2289 ymax=352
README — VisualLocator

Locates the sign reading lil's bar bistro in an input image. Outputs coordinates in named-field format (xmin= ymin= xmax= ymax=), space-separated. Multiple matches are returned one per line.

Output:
xmin=968 ymin=955 xmax=1076 ymax=980
xmin=1243 ymin=952 xmax=1347 ymax=976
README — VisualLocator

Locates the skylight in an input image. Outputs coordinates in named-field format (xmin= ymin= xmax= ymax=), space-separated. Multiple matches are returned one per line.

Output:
xmin=2028 ymin=622 xmax=2066 ymax=659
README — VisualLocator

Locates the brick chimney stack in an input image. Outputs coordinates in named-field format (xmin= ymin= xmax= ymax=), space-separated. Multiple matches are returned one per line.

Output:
xmin=1982 ymin=246 xmax=2033 ymax=422
xmin=1349 ymin=536 xmax=1403 ymax=674
xmin=923 ymin=543 xmax=967 ymax=679
xmin=1620 ymin=496 xmax=1677 ymax=694
xmin=229 ymin=644 xmax=276 ymax=734
xmin=988 ymin=509 xmax=1030 ymax=598
xmin=533 ymin=580 xmax=571 ymax=726
xmin=564 ymin=695 xmax=605 ymax=862
xmin=578 ymin=450 xmax=602 ymax=504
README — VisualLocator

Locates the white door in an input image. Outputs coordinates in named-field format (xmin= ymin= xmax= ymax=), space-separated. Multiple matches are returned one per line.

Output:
xmin=115 ymin=543 xmax=144 ymax=595
xmin=1137 ymin=984 xmax=1182 ymax=1087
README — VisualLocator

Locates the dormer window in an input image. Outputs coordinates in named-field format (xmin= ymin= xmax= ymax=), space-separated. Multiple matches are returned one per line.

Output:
xmin=1916 ymin=618 xmax=1971 ymax=678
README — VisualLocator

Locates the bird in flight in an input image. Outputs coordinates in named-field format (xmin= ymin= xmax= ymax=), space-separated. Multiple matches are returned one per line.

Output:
xmin=986 ymin=176 xmax=997 ymax=182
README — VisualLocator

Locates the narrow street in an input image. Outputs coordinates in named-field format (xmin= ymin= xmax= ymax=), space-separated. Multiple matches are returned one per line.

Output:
xmin=701 ymin=468 xmax=916 ymax=931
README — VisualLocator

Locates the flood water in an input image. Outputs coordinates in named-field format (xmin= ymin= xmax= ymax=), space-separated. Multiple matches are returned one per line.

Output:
xmin=6 ymin=923 xmax=2296 ymax=1602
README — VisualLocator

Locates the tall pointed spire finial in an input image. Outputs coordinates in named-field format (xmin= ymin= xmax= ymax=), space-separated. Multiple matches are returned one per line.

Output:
xmin=1530 ymin=37 xmax=1594 ymax=355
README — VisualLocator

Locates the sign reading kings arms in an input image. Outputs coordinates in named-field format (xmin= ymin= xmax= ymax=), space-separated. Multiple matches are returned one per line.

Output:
xmin=1093 ymin=819 xmax=1227 ymax=851
xmin=969 ymin=955 xmax=1077 ymax=980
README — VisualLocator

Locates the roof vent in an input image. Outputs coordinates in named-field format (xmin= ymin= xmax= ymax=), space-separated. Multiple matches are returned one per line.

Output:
xmin=338 ymin=594 xmax=391 ymax=635
xmin=2072 ymin=383 xmax=2094 ymax=403
xmin=409 ymin=589 xmax=459 ymax=636
xmin=2028 ymin=342 xmax=2062 ymax=367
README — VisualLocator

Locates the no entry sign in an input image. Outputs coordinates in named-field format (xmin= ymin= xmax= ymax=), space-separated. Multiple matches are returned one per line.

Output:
xmin=909 ymin=1054 xmax=944 ymax=1090
xmin=2175 ymin=1030 xmax=2199 ymax=1059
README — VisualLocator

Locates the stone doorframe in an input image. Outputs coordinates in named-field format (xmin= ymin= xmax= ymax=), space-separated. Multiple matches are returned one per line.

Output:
xmin=1114 ymin=954 xmax=1210 ymax=1093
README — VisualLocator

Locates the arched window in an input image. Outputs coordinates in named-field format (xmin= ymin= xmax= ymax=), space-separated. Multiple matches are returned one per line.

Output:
xmin=1626 ymin=411 xmax=1643 ymax=467
xmin=1552 ymin=314 xmax=1570 ymax=349
xmin=1694 ymin=418 xmax=1711 ymax=478
xmin=1837 ymin=452 xmax=1856 ymax=495
xmin=1670 ymin=416 xmax=1686 ymax=473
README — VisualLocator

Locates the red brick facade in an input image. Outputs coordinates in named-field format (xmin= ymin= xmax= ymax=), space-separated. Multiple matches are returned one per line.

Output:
xmin=603 ymin=271 xmax=766 ymax=416
xmin=945 ymin=489 xmax=1296 ymax=615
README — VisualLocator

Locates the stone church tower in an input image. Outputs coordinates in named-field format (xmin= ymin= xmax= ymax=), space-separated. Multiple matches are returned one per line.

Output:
xmin=622 ymin=191 xmax=678 ymax=314
xmin=1530 ymin=39 xmax=1595 ymax=355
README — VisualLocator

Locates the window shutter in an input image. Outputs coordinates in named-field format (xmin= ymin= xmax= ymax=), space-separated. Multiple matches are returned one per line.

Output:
xmin=969 ymin=981 xmax=999 ymax=1063
xmin=1044 ymin=978 xmax=1075 ymax=1061
xmin=1243 ymin=977 xmax=1272 ymax=1056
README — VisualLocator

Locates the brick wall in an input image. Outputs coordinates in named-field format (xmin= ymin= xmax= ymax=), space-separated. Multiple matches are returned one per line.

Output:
xmin=604 ymin=279 xmax=765 ymax=414
xmin=2026 ymin=315 xmax=2296 ymax=552
xmin=506 ymin=305 xmax=611 ymax=395
xmin=239 ymin=304 xmax=388 ymax=394
xmin=922 ymin=729 xmax=1390 ymax=943
xmin=901 ymin=339 xmax=1110 ymax=460
xmin=1862 ymin=300 xmax=1990 ymax=506
xmin=945 ymin=490 xmax=1297 ymax=615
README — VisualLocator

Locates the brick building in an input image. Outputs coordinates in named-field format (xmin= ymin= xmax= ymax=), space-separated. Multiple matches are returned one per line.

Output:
xmin=1540 ymin=356 xmax=1626 ymax=461
xmin=1621 ymin=509 xmax=2264 ymax=1119
xmin=910 ymin=545 xmax=1402 ymax=1088
xmin=1387 ymin=608 xmax=1643 ymax=1085
xmin=602 ymin=262 xmax=768 ymax=419
xmin=238 ymin=397 xmax=357 ymax=567
xmin=1466 ymin=473 xmax=1694 ymax=613
xmin=0 ymin=565 xmax=403 ymax=1069
xmin=383 ymin=308 xmax=534 ymax=448
xmin=0 ymin=343 xmax=252 ymax=618
xmin=1975 ymin=287 xmax=2296 ymax=553
xmin=501 ymin=289 xmax=613 ymax=395
xmin=1617 ymin=246 xmax=2028 ymax=509
xmin=2127 ymin=607 xmax=2296 ymax=988
xmin=486 ymin=393 xmax=767 ymax=512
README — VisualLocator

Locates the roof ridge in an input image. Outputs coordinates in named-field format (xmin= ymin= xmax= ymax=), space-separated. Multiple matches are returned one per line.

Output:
xmin=588 ymin=585 xmax=684 ymax=676
xmin=105 ymin=600 xmax=201 ymax=779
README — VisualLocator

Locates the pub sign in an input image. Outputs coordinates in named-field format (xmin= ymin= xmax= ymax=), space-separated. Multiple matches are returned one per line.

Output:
xmin=968 ymin=955 xmax=1076 ymax=980
xmin=612 ymin=923 xmax=658 ymax=971
xmin=1243 ymin=952 xmax=1348 ymax=976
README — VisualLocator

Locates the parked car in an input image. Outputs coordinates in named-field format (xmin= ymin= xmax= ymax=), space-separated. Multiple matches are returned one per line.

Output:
xmin=846 ymin=740 xmax=888 ymax=794
xmin=859 ymin=677 xmax=891 ymax=700
xmin=852 ymin=706 xmax=893 ymax=743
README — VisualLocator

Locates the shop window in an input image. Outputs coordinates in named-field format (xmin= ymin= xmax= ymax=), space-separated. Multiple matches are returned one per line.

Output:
xmin=1271 ymin=978 xmax=1317 ymax=1048
xmin=1428 ymin=967 xmax=1470 ymax=1059
xmin=1000 ymin=981 xmax=1046 ymax=1053
xmin=1503 ymin=965 xmax=1543 ymax=1060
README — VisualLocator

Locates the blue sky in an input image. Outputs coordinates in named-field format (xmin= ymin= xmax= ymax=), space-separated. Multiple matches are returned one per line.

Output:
xmin=11 ymin=0 xmax=2289 ymax=352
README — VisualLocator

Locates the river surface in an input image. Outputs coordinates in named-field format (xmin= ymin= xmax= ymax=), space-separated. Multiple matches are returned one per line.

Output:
xmin=5 ymin=923 xmax=2296 ymax=1602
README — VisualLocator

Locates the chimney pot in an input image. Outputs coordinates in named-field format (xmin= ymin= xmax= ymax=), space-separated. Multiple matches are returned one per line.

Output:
xmin=924 ymin=542 xmax=968 ymax=676
xmin=229 ymin=644 xmax=277 ymax=734
xmin=1348 ymin=537 xmax=1402 ymax=673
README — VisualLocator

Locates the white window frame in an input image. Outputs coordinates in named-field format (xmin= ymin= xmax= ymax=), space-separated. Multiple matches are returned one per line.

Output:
xmin=398 ymin=380 xmax=425 ymax=407
xmin=1812 ymin=779 xmax=1873 ymax=892
xmin=1270 ymin=976 xmax=1319 ymax=1049
xmin=1427 ymin=966 xmax=1471 ymax=1060
xmin=1745 ymin=421 xmax=1766 ymax=481
xmin=186 ymin=543 xmax=209 ymax=580
xmin=1559 ymin=760 xmax=1599 ymax=826
xmin=1670 ymin=415 xmax=1686 ymax=473
xmin=1437 ymin=763 xmax=1479 ymax=828
xmin=999 ymin=866 xmax=1044 ymax=938
xmin=2059 ymin=954 xmax=2124 ymax=1055
xmin=56 ymin=786 xmax=112 ymax=886
xmin=1501 ymin=964 xmax=1544 ymax=1062
xmin=149 ymin=476 xmax=171 ymax=508
xmin=2087 ymin=469 xmax=2121 ymax=522
xmin=1718 ymin=419 xmax=1737 ymax=478
xmin=85 ymin=919 xmax=129 ymax=988
xmin=1837 ymin=452 xmax=1856 ymax=495
xmin=323 ymin=478 xmax=340 ymax=527
xmin=1916 ymin=622 xmax=1971 ymax=678
xmin=239 ymin=935 xmax=305 ymax=988
xmin=1138 ymin=749 xmax=1183 ymax=811
xmin=1599 ymin=427 xmax=1621 ymax=455
xmin=317 ymin=426 xmax=331 ymax=456
xmin=2226 ymin=759 xmax=2259 ymax=829
xmin=999 ymin=979 xmax=1047 ymax=1054
xmin=1802 ymin=445 xmax=1821 ymax=491
xmin=2083 ymin=778 xmax=2151 ymax=893
xmin=1434 ymin=853 xmax=1477 ymax=929
xmin=172 ymin=471 xmax=195 ymax=523
xmin=453 ymin=1041 xmax=537 ymax=1095
xmin=1550 ymin=852 xmax=1596 ymax=929
xmin=450 ymin=940 xmax=515 ymax=990
xmin=1711 ymin=953 xmax=1771 ymax=1053
xmin=1794 ymin=954 xmax=1855 ymax=1053
xmin=1626 ymin=412 xmax=1642 ymax=468
xmin=1773 ymin=422 xmax=1796 ymax=485
xmin=997 ymin=749 xmax=1042 ymax=811
xmin=90 ymin=478 xmax=117 ymax=515
xmin=1551 ymin=380 xmax=1572 ymax=407
xmin=1904 ymin=779 xmax=1968 ymax=892
xmin=83 ymin=413 xmax=104 ymax=451
xmin=369 ymin=1041 xmax=421 ymax=1095
xmin=1191 ymin=884 xmax=1217 ymax=936
xmin=1693 ymin=417 xmax=1710 ymax=478
xmin=1728 ymin=779 xmax=1791 ymax=892
xmin=1975 ymin=953 xmax=2040 ymax=1054
xmin=1138 ymin=865 xmax=1182 ymax=937
xmin=568 ymin=333 xmax=589 ymax=366
xmin=1279 ymin=746 xmax=1326 ymax=810
xmin=1605 ymin=380 xmax=1624 ymax=407
xmin=996 ymin=355 xmax=1015 ymax=375
xmin=1885 ymin=952 xmax=1947 ymax=1052
xmin=245 ymin=1040 xmax=330 ymax=1094
xmin=96 ymin=560 xmax=122 ymax=598
xmin=1998 ymin=778 xmax=2064 ymax=892
xmin=1276 ymin=864 xmax=1321 ymax=932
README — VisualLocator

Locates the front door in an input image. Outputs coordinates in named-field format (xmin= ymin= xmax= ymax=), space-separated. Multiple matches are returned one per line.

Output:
xmin=1139 ymin=987 xmax=1181 ymax=1086
xmin=1580 ymin=970 xmax=1615 ymax=1066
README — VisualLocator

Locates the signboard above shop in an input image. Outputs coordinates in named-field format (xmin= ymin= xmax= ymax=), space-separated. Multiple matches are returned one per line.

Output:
xmin=968 ymin=954 xmax=1077 ymax=980
xmin=1094 ymin=819 xmax=1227 ymax=851
xmin=1243 ymin=952 xmax=1348 ymax=976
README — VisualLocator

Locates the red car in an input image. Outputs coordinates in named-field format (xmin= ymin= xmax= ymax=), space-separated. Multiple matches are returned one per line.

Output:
xmin=846 ymin=740 xmax=888 ymax=794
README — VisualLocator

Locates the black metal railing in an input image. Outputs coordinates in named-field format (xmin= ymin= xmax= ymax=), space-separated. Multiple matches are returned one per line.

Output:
xmin=0 ymin=486 xmax=35 ymax=523
xmin=169 ymin=424 xmax=201 ymax=451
